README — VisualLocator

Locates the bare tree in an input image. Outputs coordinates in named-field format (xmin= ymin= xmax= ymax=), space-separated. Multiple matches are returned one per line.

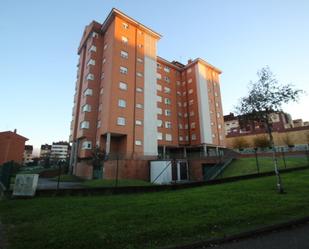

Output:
xmin=236 ymin=66 xmax=303 ymax=193
xmin=232 ymin=137 xmax=250 ymax=151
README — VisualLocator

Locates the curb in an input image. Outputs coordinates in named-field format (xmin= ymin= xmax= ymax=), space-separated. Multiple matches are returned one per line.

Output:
xmin=162 ymin=216 xmax=309 ymax=249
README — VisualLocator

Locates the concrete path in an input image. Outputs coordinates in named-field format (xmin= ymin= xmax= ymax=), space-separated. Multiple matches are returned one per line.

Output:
xmin=37 ymin=178 xmax=83 ymax=190
xmin=208 ymin=222 xmax=309 ymax=249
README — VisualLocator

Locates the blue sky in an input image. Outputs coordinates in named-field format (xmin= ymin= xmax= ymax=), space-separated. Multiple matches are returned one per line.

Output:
xmin=1 ymin=0 xmax=308 ymax=151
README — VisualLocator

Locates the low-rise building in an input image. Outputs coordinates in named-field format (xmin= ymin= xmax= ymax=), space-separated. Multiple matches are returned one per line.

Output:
xmin=0 ymin=130 xmax=28 ymax=165
xmin=224 ymin=113 xmax=309 ymax=150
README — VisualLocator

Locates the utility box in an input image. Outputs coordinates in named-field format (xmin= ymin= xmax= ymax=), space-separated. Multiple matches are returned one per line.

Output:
xmin=150 ymin=160 xmax=172 ymax=184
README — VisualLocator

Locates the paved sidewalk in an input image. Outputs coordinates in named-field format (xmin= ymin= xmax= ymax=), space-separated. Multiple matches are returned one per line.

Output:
xmin=37 ymin=178 xmax=83 ymax=190
xmin=208 ymin=222 xmax=309 ymax=249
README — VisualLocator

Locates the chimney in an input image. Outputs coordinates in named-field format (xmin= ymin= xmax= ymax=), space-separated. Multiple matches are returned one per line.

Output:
xmin=188 ymin=59 xmax=192 ymax=64
xmin=14 ymin=129 xmax=17 ymax=134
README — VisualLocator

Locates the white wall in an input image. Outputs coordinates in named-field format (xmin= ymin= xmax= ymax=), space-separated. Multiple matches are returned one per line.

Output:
xmin=150 ymin=160 xmax=172 ymax=184
xmin=195 ymin=64 xmax=212 ymax=144
xmin=143 ymin=34 xmax=158 ymax=155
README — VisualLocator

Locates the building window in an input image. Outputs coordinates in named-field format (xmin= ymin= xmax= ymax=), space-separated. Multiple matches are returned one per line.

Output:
xmin=218 ymin=124 xmax=222 ymax=129
xmin=188 ymin=78 xmax=192 ymax=83
xmin=100 ymin=88 xmax=104 ymax=95
xmin=122 ymin=22 xmax=129 ymax=29
xmin=157 ymin=73 xmax=162 ymax=79
xmin=176 ymin=81 xmax=181 ymax=86
xmin=82 ymin=104 xmax=91 ymax=112
xmin=86 ymin=73 xmax=94 ymax=80
xmin=102 ymin=58 xmax=106 ymax=64
xmin=177 ymin=91 xmax=181 ymax=96
xmin=164 ymin=98 xmax=171 ymax=105
xmin=157 ymin=96 xmax=162 ymax=102
xmin=157 ymin=132 xmax=163 ymax=140
xmin=157 ymin=63 xmax=162 ymax=69
xmin=117 ymin=117 xmax=126 ymax=126
xmin=187 ymin=68 xmax=192 ymax=73
xmin=136 ymin=87 xmax=143 ymax=93
xmin=183 ymin=91 xmax=186 ymax=96
xmin=184 ymin=113 xmax=188 ymax=118
xmin=136 ymin=120 xmax=143 ymax=126
xmin=135 ymin=140 xmax=142 ymax=146
xmin=121 ymin=36 xmax=128 ymax=44
xmin=97 ymin=120 xmax=101 ymax=128
xmin=178 ymin=102 xmax=182 ymax=107
xmin=120 ymin=66 xmax=128 ymax=74
xmin=217 ymin=112 xmax=221 ymax=118
xmin=82 ymin=141 xmax=92 ymax=150
xmin=101 ymin=73 xmax=104 ymax=79
xmin=164 ymin=66 xmax=170 ymax=73
xmin=188 ymin=89 xmax=193 ymax=94
xmin=178 ymin=112 xmax=183 ymax=117
xmin=157 ymin=108 xmax=162 ymax=115
xmin=137 ymin=72 xmax=143 ymax=77
xmin=165 ymin=121 xmax=172 ymax=129
xmin=179 ymin=136 xmax=183 ymax=141
xmin=165 ymin=134 xmax=172 ymax=141
xmin=164 ymin=87 xmax=171 ymax=94
xmin=190 ymin=111 xmax=194 ymax=116
xmin=157 ymin=119 xmax=163 ymax=127
xmin=80 ymin=121 xmax=89 ymax=129
xmin=157 ymin=84 xmax=162 ymax=91
xmin=83 ymin=88 xmax=93 ymax=96
xmin=89 ymin=45 xmax=97 ymax=52
xmin=103 ymin=44 xmax=108 ymax=50
xmin=137 ymin=57 xmax=143 ymax=63
xmin=165 ymin=109 xmax=171 ymax=116
xmin=119 ymin=82 xmax=127 ymax=90
xmin=138 ymin=44 xmax=143 ymax=48
xmin=118 ymin=99 xmax=126 ymax=108
xmin=164 ymin=76 xmax=170 ymax=83
xmin=120 ymin=50 xmax=128 ymax=59
xmin=212 ymin=134 xmax=216 ymax=138
xmin=191 ymin=122 xmax=196 ymax=129
xmin=136 ymin=103 xmax=143 ymax=109
xmin=92 ymin=32 xmax=98 ymax=38
xmin=179 ymin=124 xmax=183 ymax=129
xmin=189 ymin=99 xmax=194 ymax=105
xmin=183 ymin=102 xmax=187 ymax=107
xmin=191 ymin=134 xmax=196 ymax=140
xmin=185 ymin=124 xmax=188 ymax=129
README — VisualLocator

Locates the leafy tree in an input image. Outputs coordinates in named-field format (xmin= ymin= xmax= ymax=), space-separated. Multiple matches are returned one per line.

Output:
xmin=92 ymin=146 xmax=106 ymax=179
xmin=236 ymin=66 xmax=303 ymax=193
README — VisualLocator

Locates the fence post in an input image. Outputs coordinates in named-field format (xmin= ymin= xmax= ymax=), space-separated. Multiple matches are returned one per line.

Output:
xmin=306 ymin=145 xmax=309 ymax=167
xmin=115 ymin=154 xmax=119 ymax=188
xmin=281 ymin=147 xmax=287 ymax=169
xmin=254 ymin=148 xmax=260 ymax=173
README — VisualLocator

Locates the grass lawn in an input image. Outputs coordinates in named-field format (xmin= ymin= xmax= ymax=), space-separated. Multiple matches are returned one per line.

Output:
xmin=221 ymin=156 xmax=309 ymax=178
xmin=1 ymin=170 xmax=309 ymax=249
xmin=82 ymin=178 xmax=153 ymax=187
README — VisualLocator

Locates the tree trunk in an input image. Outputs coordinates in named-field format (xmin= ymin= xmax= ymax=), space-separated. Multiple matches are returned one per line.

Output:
xmin=265 ymin=119 xmax=284 ymax=193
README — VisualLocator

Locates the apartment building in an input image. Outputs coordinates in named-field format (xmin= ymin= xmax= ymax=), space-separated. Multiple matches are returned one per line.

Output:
xmin=23 ymin=145 xmax=33 ymax=164
xmin=70 ymin=8 xmax=225 ymax=179
xmin=40 ymin=144 xmax=52 ymax=158
xmin=50 ymin=141 xmax=70 ymax=162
